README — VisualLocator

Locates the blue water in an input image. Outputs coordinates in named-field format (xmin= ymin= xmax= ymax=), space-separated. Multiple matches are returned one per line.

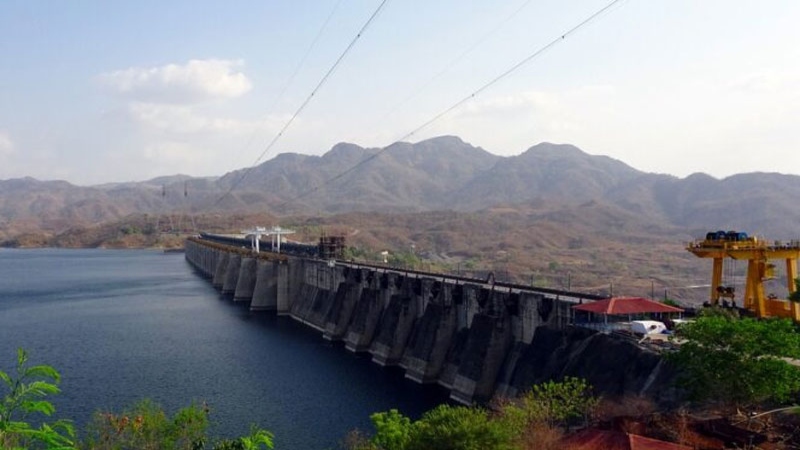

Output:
xmin=0 ymin=249 xmax=448 ymax=449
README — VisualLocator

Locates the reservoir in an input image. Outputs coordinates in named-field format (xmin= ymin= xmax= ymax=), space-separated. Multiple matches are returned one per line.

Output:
xmin=0 ymin=248 xmax=448 ymax=449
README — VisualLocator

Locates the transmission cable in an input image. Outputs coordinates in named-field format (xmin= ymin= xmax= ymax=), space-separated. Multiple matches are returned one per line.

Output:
xmin=370 ymin=0 xmax=534 ymax=131
xmin=213 ymin=0 xmax=390 ymax=208
xmin=283 ymin=0 xmax=625 ymax=206
xmin=232 ymin=0 xmax=344 ymax=168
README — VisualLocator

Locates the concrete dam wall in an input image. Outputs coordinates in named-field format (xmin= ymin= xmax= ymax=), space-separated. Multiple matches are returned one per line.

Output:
xmin=184 ymin=238 xmax=674 ymax=404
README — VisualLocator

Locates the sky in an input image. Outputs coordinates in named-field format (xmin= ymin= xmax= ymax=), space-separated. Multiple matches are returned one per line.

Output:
xmin=1 ymin=0 xmax=799 ymax=185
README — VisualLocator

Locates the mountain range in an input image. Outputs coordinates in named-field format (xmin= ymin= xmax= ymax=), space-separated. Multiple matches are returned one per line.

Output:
xmin=2 ymin=135 xmax=798 ymax=241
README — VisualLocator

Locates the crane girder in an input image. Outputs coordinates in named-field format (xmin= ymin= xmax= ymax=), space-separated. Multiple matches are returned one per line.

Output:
xmin=687 ymin=234 xmax=800 ymax=320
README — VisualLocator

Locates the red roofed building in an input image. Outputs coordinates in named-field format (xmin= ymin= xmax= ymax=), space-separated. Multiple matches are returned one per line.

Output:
xmin=573 ymin=297 xmax=684 ymax=315
xmin=562 ymin=429 xmax=692 ymax=450
xmin=572 ymin=297 xmax=684 ymax=332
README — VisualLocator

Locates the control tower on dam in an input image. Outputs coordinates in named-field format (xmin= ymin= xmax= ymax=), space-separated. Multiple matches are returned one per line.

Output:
xmin=184 ymin=236 xmax=675 ymax=405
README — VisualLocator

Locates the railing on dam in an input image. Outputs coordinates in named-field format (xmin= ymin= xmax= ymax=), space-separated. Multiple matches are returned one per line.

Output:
xmin=183 ymin=236 xmax=672 ymax=406
xmin=195 ymin=232 xmax=606 ymax=304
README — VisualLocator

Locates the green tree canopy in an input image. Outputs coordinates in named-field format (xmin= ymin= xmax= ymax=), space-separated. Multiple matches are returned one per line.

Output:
xmin=369 ymin=405 xmax=516 ymax=450
xmin=362 ymin=378 xmax=598 ymax=450
xmin=669 ymin=314 xmax=800 ymax=408
xmin=516 ymin=376 xmax=597 ymax=428
xmin=0 ymin=348 xmax=76 ymax=450
xmin=789 ymin=277 xmax=800 ymax=302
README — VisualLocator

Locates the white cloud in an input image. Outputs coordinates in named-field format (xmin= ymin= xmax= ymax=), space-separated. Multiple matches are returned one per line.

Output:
xmin=110 ymin=102 xmax=299 ymax=178
xmin=0 ymin=130 xmax=15 ymax=156
xmin=143 ymin=141 xmax=198 ymax=166
xmin=127 ymin=102 xmax=263 ymax=135
xmin=434 ymin=86 xmax=617 ymax=153
xmin=726 ymin=69 xmax=800 ymax=95
xmin=97 ymin=59 xmax=252 ymax=104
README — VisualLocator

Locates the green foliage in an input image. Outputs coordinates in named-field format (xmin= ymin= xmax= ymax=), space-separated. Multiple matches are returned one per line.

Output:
xmin=2 ymin=350 xmax=274 ymax=450
xmin=83 ymin=401 xmax=273 ymax=450
xmin=789 ymin=278 xmax=800 ymax=302
xmin=405 ymin=405 xmax=515 ymax=450
xmin=668 ymin=315 xmax=800 ymax=408
xmin=368 ymin=405 xmax=515 ymax=450
xmin=119 ymin=225 xmax=142 ymax=236
xmin=82 ymin=399 xmax=209 ymax=450
xmin=0 ymin=348 xmax=76 ymax=450
xmin=360 ymin=379 xmax=597 ymax=450
xmin=387 ymin=251 xmax=420 ymax=269
xmin=210 ymin=426 xmax=273 ymax=450
xmin=462 ymin=258 xmax=478 ymax=270
xmin=341 ymin=246 xmax=369 ymax=261
xmin=236 ymin=426 xmax=273 ymax=450
xmin=369 ymin=409 xmax=410 ymax=450
xmin=505 ymin=377 xmax=598 ymax=429
xmin=662 ymin=298 xmax=681 ymax=308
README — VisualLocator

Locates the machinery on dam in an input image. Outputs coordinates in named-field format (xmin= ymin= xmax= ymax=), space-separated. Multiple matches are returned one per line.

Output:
xmin=687 ymin=230 xmax=800 ymax=319
xmin=199 ymin=231 xmax=344 ymax=259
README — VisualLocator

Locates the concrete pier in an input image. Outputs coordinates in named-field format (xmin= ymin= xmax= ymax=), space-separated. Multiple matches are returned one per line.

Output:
xmin=212 ymin=252 xmax=229 ymax=289
xmin=402 ymin=281 xmax=457 ymax=383
xmin=234 ymin=257 xmax=257 ymax=301
xmin=221 ymin=254 xmax=241 ymax=295
xmin=251 ymin=260 xmax=278 ymax=311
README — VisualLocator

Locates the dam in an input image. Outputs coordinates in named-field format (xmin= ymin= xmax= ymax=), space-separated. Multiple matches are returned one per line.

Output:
xmin=184 ymin=235 xmax=675 ymax=404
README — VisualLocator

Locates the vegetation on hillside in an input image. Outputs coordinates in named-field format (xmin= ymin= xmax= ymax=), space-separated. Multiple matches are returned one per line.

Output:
xmin=668 ymin=311 xmax=800 ymax=410
xmin=4 ymin=136 xmax=800 ymax=302
xmin=1 ymin=207 xmax=711 ymax=301
xmin=344 ymin=377 xmax=598 ymax=450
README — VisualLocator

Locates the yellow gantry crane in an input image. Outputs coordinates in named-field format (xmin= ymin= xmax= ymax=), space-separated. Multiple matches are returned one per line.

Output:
xmin=687 ymin=230 xmax=800 ymax=320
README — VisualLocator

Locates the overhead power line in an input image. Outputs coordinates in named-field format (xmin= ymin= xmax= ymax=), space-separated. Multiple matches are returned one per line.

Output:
xmin=233 ymin=0 xmax=344 ymax=167
xmin=371 ymin=0 xmax=535 ymax=129
xmin=283 ymin=0 xmax=626 ymax=207
xmin=214 ymin=0 xmax=390 ymax=208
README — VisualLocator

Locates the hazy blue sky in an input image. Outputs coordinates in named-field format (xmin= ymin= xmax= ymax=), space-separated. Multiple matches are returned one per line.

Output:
xmin=1 ymin=1 xmax=798 ymax=184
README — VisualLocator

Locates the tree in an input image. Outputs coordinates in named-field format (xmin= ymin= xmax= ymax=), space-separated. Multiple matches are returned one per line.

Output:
xmin=0 ymin=348 xmax=76 ymax=450
xmin=83 ymin=399 xmax=209 ymax=450
xmin=360 ymin=378 xmax=598 ymax=450
xmin=211 ymin=426 xmax=273 ymax=450
xmin=369 ymin=409 xmax=411 ymax=450
xmin=404 ymin=405 xmax=515 ymax=450
xmin=662 ymin=298 xmax=681 ymax=308
xmin=84 ymin=401 xmax=273 ymax=450
xmin=517 ymin=377 xmax=597 ymax=428
xmin=496 ymin=375 xmax=598 ymax=448
xmin=668 ymin=314 xmax=800 ymax=408
xmin=789 ymin=277 xmax=800 ymax=302
xmin=2 ymin=349 xmax=273 ymax=450
xmin=367 ymin=405 xmax=516 ymax=450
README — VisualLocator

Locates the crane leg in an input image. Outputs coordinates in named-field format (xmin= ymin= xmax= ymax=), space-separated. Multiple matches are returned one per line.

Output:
xmin=711 ymin=257 xmax=723 ymax=305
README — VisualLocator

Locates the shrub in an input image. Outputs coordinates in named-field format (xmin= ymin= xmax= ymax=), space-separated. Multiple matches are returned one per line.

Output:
xmin=0 ymin=348 xmax=76 ymax=450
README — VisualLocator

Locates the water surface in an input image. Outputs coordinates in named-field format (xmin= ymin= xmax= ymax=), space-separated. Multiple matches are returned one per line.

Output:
xmin=0 ymin=248 xmax=447 ymax=449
